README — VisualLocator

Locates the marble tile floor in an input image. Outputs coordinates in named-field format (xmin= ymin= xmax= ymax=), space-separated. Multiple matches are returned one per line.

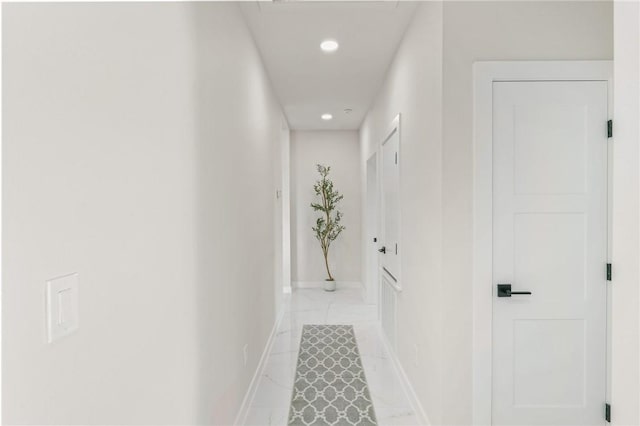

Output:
xmin=243 ymin=287 xmax=420 ymax=426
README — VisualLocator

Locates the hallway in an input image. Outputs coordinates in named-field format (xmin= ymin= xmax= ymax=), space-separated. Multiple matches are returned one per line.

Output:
xmin=2 ymin=1 xmax=639 ymax=425
xmin=244 ymin=288 xmax=418 ymax=426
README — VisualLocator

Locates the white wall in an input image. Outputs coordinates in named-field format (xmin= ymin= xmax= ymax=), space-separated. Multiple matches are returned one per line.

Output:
xmin=611 ymin=2 xmax=640 ymax=424
xmin=361 ymin=1 xmax=613 ymax=424
xmin=360 ymin=3 xmax=444 ymax=423
xmin=2 ymin=3 xmax=284 ymax=424
xmin=291 ymin=131 xmax=361 ymax=284
xmin=441 ymin=2 xmax=612 ymax=424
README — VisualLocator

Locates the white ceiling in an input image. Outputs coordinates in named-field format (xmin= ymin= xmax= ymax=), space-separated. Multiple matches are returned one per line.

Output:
xmin=240 ymin=2 xmax=419 ymax=130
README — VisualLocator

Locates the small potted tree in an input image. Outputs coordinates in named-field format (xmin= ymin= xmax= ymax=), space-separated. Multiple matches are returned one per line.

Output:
xmin=311 ymin=164 xmax=345 ymax=292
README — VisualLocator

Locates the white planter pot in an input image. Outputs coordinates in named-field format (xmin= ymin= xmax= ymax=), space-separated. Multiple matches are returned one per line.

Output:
xmin=324 ymin=280 xmax=336 ymax=292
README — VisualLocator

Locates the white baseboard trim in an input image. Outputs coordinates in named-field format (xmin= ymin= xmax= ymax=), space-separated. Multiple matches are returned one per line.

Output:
xmin=292 ymin=281 xmax=363 ymax=289
xmin=283 ymin=286 xmax=292 ymax=294
xmin=234 ymin=307 xmax=285 ymax=426
xmin=379 ymin=329 xmax=430 ymax=425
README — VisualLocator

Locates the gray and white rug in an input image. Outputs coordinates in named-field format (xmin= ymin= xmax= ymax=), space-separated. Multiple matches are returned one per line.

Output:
xmin=288 ymin=324 xmax=378 ymax=426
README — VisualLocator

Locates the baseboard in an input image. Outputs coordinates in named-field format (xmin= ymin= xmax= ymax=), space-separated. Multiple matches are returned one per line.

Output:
xmin=283 ymin=286 xmax=292 ymax=294
xmin=379 ymin=329 xmax=431 ymax=425
xmin=292 ymin=281 xmax=363 ymax=289
xmin=234 ymin=307 xmax=285 ymax=426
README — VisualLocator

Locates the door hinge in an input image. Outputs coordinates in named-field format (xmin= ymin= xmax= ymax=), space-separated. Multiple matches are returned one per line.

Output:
xmin=607 ymin=263 xmax=612 ymax=281
xmin=395 ymin=152 xmax=398 ymax=165
xmin=605 ymin=403 xmax=611 ymax=422
xmin=395 ymin=243 xmax=398 ymax=255
xmin=607 ymin=120 xmax=613 ymax=138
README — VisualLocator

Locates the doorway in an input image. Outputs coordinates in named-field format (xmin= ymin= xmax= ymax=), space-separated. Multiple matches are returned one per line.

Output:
xmin=473 ymin=61 xmax=613 ymax=425
xmin=380 ymin=115 xmax=401 ymax=287
xmin=378 ymin=115 xmax=401 ymax=348
xmin=366 ymin=152 xmax=379 ymax=305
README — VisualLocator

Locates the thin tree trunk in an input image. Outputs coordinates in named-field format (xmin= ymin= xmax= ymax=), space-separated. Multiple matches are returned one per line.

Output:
xmin=321 ymin=179 xmax=334 ymax=281
xmin=323 ymin=248 xmax=333 ymax=281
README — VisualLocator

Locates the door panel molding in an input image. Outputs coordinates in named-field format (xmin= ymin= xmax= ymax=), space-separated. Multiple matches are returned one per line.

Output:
xmin=472 ymin=61 xmax=613 ymax=425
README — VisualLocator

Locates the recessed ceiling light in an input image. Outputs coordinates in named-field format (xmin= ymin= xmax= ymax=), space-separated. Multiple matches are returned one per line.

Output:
xmin=321 ymin=113 xmax=333 ymax=121
xmin=320 ymin=39 xmax=339 ymax=53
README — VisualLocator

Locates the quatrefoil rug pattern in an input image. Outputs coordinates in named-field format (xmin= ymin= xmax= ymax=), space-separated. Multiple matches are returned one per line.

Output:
xmin=288 ymin=324 xmax=377 ymax=426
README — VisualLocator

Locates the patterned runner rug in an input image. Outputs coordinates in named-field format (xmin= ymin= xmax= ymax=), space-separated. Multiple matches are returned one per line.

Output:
xmin=288 ymin=324 xmax=378 ymax=426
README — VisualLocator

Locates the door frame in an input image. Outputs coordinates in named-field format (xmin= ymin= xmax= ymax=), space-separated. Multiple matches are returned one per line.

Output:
xmin=280 ymin=117 xmax=291 ymax=298
xmin=472 ymin=61 xmax=613 ymax=425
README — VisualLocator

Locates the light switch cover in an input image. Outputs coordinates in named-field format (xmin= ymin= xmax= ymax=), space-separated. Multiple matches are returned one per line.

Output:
xmin=46 ymin=273 xmax=79 ymax=343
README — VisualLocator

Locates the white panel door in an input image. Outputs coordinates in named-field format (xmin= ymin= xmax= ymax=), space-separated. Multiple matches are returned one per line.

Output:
xmin=492 ymin=81 xmax=608 ymax=425
xmin=366 ymin=153 xmax=379 ymax=305
xmin=381 ymin=127 xmax=400 ymax=282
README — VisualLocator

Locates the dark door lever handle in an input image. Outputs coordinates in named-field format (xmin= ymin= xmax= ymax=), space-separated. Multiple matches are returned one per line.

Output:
xmin=378 ymin=246 xmax=386 ymax=254
xmin=497 ymin=284 xmax=532 ymax=297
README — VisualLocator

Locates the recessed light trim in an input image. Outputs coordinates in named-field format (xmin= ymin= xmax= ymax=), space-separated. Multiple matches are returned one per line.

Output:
xmin=320 ymin=39 xmax=339 ymax=53
xmin=321 ymin=113 xmax=333 ymax=121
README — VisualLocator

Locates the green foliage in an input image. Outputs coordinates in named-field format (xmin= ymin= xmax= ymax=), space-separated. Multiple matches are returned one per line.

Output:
xmin=311 ymin=164 xmax=345 ymax=281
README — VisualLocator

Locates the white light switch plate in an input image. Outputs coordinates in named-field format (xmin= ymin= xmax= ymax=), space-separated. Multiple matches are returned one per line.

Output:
xmin=46 ymin=273 xmax=79 ymax=343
